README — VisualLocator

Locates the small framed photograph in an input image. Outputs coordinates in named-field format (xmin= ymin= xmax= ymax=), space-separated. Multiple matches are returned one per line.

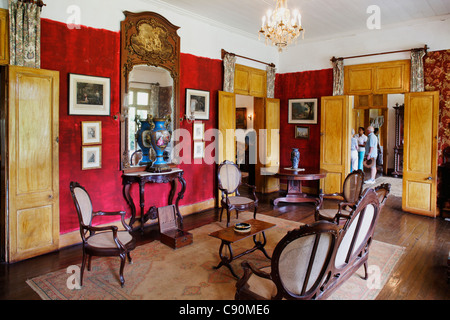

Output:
xmin=186 ymin=89 xmax=210 ymax=120
xmin=193 ymin=122 xmax=205 ymax=141
xmin=82 ymin=146 xmax=102 ymax=170
xmin=69 ymin=73 xmax=111 ymax=116
xmin=193 ymin=141 xmax=205 ymax=159
xmin=236 ymin=108 xmax=247 ymax=129
xmin=81 ymin=121 xmax=102 ymax=145
xmin=295 ymin=126 xmax=310 ymax=139
xmin=288 ymin=98 xmax=318 ymax=124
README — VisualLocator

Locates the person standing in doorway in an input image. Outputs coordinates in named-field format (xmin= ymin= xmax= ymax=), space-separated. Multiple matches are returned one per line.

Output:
xmin=351 ymin=129 xmax=358 ymax=172
xmin=364 ymin=126 xmax=378 ymax=184
xmin=354 ymin=127 xmax=367 ymax=170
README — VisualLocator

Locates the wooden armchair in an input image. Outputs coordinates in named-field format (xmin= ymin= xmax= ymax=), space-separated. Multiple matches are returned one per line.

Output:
xmin=314 ymin=169 xmax=364 ymax=224
xmin=235 ymin=188 xmax=381 ymax=300
xmin=235 ymin=220 xmax=341 ymax=300
xmin=218 ymin=160 xmax=258 ymax=227
xmin=70 ymin=182 xmax=136 ymax=287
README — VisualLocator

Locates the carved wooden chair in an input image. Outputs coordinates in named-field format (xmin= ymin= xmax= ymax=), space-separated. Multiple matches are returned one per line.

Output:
xmin=235 ymin=188 xmax=381 ymax=300
xmin=70 ymin=182 xmax=136 ymax=287
xmin=374 ymin=183 xmax=391 ymax=211
xmin=218 ymin=160 xmax=258 ymax=227
xmin=314 ymin=169 xmax=365 ymax=224
xmin=235 ymin=220 xmax=341 ymax=300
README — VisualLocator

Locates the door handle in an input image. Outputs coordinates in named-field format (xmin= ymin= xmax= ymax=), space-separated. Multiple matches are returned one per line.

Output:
xmin=427 ymin=176 xmax=432 ymax=180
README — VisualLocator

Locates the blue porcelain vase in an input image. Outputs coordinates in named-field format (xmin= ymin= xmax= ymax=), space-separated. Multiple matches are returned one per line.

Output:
xmin=147 ymin=116 xmax=172 ymax=172
xmin=135 ymin=117 xmax=154 ymax=166
xmin=291 ymin=148 xmax=300 ymax=169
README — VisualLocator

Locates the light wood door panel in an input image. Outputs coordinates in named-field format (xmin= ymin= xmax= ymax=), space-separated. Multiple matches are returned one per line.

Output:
xmin=344 ymin=67 xmax=373 ymax=95
xmin=218 ymin=91 xmax=236 ymax=164
xmin=234 ymin=65 xmax=250 ymax=95
xmin=264 ymin=98 xmax=280 ymax=192
xmin=402 ymin=91 xmax=439 ymax=217
xmin=249 ymin=69 xmax=266 ymax=98
xmin=7 ymin=66 xmax=59 ymax=262
xmin=374 ymin=60 xmax=410 ymax=94
xmin=320 ymin=96 xmax=351 ymax=194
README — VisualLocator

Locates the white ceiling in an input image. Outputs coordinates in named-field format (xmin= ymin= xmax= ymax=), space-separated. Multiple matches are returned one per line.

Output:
xmin=146 ymin=0 xmax=450 ymax=42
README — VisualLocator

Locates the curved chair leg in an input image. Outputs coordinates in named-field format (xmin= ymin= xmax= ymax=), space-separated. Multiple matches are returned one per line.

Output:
xmin=219 ymin=207 xmax=224 ymax=222
xmin=119 ymin=253 xmax=126 ymax=287
xmin=362 ymin=261 xmax=369 ymax=280
xmin=87 ymin=255 xmax=92 ymax=271
xmin=127 ymin=252 xmax=133 ymax=264
xmin=226 ymin=208 xmax=230 ymax=227
xmin=253 ymin=206 xmax=257 ymax=219
xmin=80 ymin=249 xmax=87 ymax=286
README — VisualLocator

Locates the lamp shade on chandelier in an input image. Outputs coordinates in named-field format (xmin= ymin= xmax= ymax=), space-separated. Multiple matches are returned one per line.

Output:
xmin=259 ymin=0 xmax=304 ymax=52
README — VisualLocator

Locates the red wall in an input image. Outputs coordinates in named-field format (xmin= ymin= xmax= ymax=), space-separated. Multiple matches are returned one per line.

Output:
xmin=40 ymin=19 xmax=222 ymax=234
xmin=275 ymin=69 xmax=333 ymax=170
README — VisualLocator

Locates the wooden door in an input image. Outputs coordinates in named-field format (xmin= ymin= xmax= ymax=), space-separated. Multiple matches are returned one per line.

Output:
xmin=218 ymin=91 xmax=236 ymax=201
xmin=402 ymin=91 xmax=439 ymax=217
xmin=5 ymin=66 xmax=60 ymax=262
xmin=320 ymin=96 xmax=352 ymax=194
xmin=254 ymin=98 xmax=280 ymax=193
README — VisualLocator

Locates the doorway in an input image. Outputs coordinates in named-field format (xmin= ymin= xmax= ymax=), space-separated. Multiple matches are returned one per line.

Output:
xmin=351 ymin=94 xmax=404 ymax=198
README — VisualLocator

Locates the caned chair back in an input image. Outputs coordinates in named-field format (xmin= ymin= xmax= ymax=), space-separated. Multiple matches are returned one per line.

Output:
xmin=218 ymin=160 xmax=242 ymax=194
xmin=271 ymin=221 xmax=340 ymax=299
xmin=334 ymin=188 xmax=379 ymax=270
xmin=70 ymin=182 xmax=93 ymax=227
xmin=342 ymin=170 xmax=364 ymax=203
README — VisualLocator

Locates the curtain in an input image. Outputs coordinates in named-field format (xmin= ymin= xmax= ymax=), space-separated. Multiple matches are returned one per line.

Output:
xmin=332 ymin=58 xmax=344 ymax=96
xmin=266 ymin=65 xmax=276 ymax=98
xmin=9 ymin=0 xmax=42 ymax=68
xmin=410 ymin=48 xmax=426 ymax=92
xmin=223 ymin=53 xmax=236 ymax=93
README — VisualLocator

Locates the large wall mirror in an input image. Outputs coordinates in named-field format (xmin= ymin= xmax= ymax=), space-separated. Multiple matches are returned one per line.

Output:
xmin=120 ymin=11 xmax=180 ymax=171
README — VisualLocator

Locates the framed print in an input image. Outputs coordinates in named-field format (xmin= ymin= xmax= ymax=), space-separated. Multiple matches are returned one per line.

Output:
xmin=186 ymin=89 xmax=210 ymax=120
xmin=82 ymin=146 xmax=102 ymax=170
xmin=288 ymin=99 xmax=318 ymax=124
xmin=81 ymin=121 xmax=102 ymax=145
xmin=69 ymin=73 xmax=111 ymax=116
xmin=236 ymin=108 xmax=247 ymax=129
xmin=295 ymin=126 xmax=310 ymax=139
xmin=193 ymin=122 xmax=205 ymax=141
xmin=193 ymin=141 xmax=205 ymax=159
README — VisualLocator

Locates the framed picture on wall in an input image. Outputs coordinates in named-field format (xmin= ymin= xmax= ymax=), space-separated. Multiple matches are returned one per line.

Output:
xmin=193 ymin=141 xmax=205 ymax=159
xmin=69 ymin=73 xmax=111 ymax=116
xmin=295 ymin=126 xmax=310 ymax=139
xmin=82 ymin=146 xmax=102 ymax=170
xmin=81 ymin=121 xmax=102 ymax=145
xmin=288 ymin=98 xmax=318 ymax=124
xmin=186 ymin=89 xmax=210 ymax=120
xmin=193 ymin=122 xmax=205 ymax=141
xmin=236 ymin=107 xmax=247 ymax=129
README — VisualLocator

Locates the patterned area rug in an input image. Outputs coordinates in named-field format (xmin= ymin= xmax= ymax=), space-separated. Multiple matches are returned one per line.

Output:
xmin=365 ymin=176 xmax=403 ymax=198
xmin=27 ymin=212 xmax=404 ymax=300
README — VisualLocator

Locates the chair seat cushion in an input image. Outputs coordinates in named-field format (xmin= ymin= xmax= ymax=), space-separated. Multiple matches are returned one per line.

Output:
xmin=246 ymin=266 xmax=277 ymax=299
xmin=87 ymin=231 xmax=134 ymax=249
xmin=227 ymin=196 xmax=255 ymax=206
xmin=317 ymin=208 xmax=351 ymax=219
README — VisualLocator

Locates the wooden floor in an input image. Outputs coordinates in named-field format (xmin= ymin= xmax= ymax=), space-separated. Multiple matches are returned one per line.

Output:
xmin=1 ymin=190 xmax=449 ymax=300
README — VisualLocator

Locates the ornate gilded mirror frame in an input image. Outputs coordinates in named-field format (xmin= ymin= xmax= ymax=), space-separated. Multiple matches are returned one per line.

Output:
xmin=120 ymin=11 xmax=180 ymax=170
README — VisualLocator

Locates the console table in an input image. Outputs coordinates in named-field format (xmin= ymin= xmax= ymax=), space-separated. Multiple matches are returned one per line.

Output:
xmin=122 ymin=168 xmax=186 ymax=232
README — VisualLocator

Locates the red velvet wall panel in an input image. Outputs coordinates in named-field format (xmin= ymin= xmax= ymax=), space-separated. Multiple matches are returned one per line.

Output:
xmin=40 ymin=19 xmax=222 ymax=234
xmin=275 ymin=69 xmax=333 ymax=185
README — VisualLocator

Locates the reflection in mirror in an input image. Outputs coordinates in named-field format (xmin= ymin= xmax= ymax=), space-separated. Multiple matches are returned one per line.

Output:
xmin=126 ymin=65 xmax=174 ymax=167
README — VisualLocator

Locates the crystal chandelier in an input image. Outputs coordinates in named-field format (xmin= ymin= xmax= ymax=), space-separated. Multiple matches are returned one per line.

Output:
xmin=259 ymin=0 xmax=304 ymax=52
